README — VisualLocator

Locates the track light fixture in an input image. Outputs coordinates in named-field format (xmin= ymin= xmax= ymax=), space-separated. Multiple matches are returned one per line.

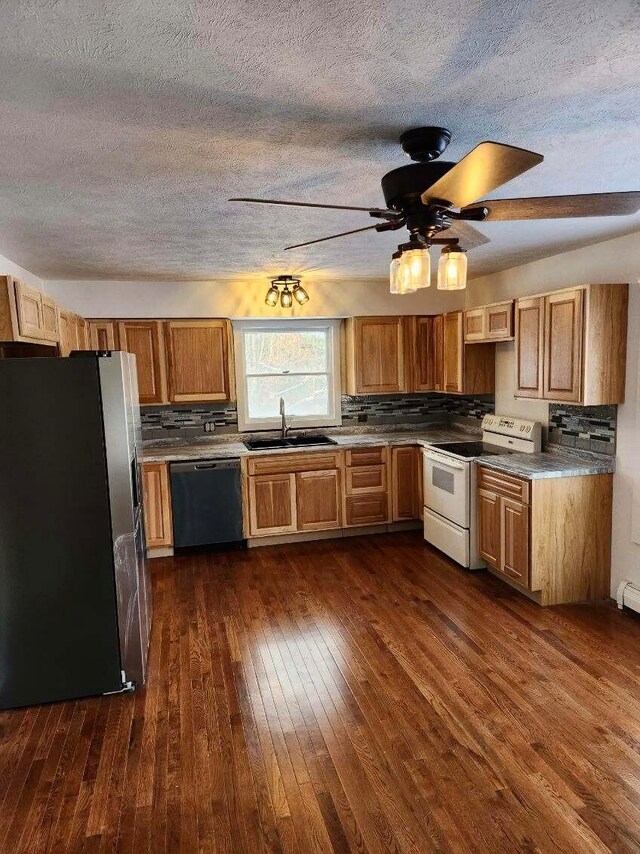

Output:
xmin=264 ymin=275 xmax=309 ymax=308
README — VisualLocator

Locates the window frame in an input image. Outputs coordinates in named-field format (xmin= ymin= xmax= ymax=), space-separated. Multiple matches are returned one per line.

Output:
xmin=233 ymin=318 xmax=342 ymax=432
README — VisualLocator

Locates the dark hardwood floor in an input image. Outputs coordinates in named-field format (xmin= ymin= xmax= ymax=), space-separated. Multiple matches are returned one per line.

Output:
xmin=2 ymin=532 xmax=640 ymax=852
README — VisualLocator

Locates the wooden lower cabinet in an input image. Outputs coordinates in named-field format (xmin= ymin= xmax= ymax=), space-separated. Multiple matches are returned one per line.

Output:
xmin=249 ymin=473 xmax=297 ymax=536
xmin=142 ymin=462 xmax=173 ymax=548
xmin=390 ymin=445 xmax=422 ymax=521
xmin=477 ymin=465 xmax=612 ymax=605
xmin=296 ymin=469 xmax=341 ymax=531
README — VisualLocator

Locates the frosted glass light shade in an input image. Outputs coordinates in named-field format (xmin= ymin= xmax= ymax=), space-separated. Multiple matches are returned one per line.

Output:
xmin=437 ymin=248 xmax=468 ymax=290
xmin=400 ymin=247 xmax=430 ymax=291
xmin=280 ymin=286 xmax=293 ymax=308
xmin=389 ymin=252 xmax=402 ymax=294
xmin=265 ymin=285 xmax=279 ymax=306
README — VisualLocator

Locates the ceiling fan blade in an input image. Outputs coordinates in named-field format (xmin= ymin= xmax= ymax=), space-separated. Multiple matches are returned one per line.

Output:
xmin=230 ymin=197 xmax=397 ymax=216
xmin=463 ymin=191 xmax=640 ymax=221
xmin=444 ymin=221 xmax=490 ymax=250
xmin=421 ymin=142 xmax=543 ymax=209
xmin=284 ymin=223 xmax=388 ymax=251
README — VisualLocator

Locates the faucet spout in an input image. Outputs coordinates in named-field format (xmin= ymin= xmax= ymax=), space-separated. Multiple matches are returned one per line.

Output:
xmin=279 ymin=397 xmax=289 ymax=439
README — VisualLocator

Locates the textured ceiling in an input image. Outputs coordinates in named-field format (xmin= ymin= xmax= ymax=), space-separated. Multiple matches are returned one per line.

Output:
xmin=0 ymin=0 xmax=639 ymax=281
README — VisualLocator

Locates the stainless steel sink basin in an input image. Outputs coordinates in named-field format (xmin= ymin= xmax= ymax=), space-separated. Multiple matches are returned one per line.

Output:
xmin=243 ymin=434 xmax=337 ymax=451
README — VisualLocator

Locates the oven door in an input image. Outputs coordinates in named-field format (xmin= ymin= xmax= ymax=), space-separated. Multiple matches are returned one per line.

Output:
xmin=423 ymin=450 xmax=470 ymax=528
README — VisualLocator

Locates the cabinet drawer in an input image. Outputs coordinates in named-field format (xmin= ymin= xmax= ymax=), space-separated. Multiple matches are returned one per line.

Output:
xmin=247 ymin=451 xmax=341 ymax=476
xmin=345 ymin=446 xmax=387 ymax=467
xmin=345 ymin=464 xmax=386 ymax=495
xmin=345 ymin=494 xmax=388 ymax=526
xmin=477 ymin=466 xmax=530 ymax=504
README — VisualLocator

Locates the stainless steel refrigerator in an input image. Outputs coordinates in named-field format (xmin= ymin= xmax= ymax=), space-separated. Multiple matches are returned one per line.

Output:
xmin=0 ymin=351 xmax=152 ymax=710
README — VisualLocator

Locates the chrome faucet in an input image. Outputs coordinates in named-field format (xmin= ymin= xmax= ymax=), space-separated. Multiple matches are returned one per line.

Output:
xmin=279 ymin=397 xmax=290 ymax=439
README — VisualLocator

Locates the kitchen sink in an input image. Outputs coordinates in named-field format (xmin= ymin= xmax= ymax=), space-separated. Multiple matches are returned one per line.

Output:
xmin=243 ymin=434 xmax=337 ymax=451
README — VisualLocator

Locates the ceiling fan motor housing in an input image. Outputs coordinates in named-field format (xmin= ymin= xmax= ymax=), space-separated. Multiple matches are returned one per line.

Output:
xmin=381 ymin=162 xmax=455 ymax=210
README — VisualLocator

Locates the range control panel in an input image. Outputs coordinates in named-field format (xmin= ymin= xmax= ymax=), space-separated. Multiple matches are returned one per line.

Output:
xmin=481 ymin=414 xmax=542 ymax=452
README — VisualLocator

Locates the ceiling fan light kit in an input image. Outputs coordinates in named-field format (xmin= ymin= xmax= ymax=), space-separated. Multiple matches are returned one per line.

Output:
xmin=437 ymin=245 xmax=468 ymax=291
xmin=264 ymin=275 xmax=309 ymax=309
xmin=234 ymin=125 xmax=640 ymax=296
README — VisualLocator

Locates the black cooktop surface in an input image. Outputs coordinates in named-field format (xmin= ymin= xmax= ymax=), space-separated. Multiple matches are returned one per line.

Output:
xmin=429 ymin=441 xmax=506 ymax=458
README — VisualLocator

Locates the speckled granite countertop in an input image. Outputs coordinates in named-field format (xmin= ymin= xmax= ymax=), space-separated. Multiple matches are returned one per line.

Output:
xmin=472 ymin=446 xmax=615 ymax=480
xmin=143 ymin=428 xmax=615 ymax=478
xmin=142 ymin=427 xmax=476 ymax=463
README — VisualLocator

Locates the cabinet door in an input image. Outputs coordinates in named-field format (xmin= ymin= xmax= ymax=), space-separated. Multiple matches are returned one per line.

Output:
xmin=443 ymin=311 xmax=463 ymax=393
xmin=15 ymin=281 xmax=43 ymax=339
xmin=57 ymin=311 xmax=73 ymax=356
xmin=486 ymin=301 xmax=513 ymax=340
xmin=296 ymin=470 xmax=341 ymax=531
xmin=464 ymin=308 xmax=486 ymax=342
xmin=165 ymin=320 xmax=231 ymax=403
xmin=391 ymin=446 xmax=419 ymax=521
xmin=118 ymin=321 xmax=167 ymax=405
xmin=142 ymin=462 xmax=173 ymax=548
xmin=249 ymin=473 xmax=297 ymax=536
xmin=352 ymin=316 xmax=405 ymax=393
xmin=413 ymin=316 xmax=436 ymax=391
xmin=515 ymin=297 xmax=544 ymax=398
xmin=40 ymin=296 xmax=59 ymax=342
xmin=89 ymin=321 xmax=118 ymax=350
xmin=477 ymin=488 xmax=501 ymax=569
xmin=543 ymin=290 xmax=584 ymax=402
xmin=501 ymin=498 xmax=529 ymax=586
xmin=433 ymin=313 xmax=445 ymax=391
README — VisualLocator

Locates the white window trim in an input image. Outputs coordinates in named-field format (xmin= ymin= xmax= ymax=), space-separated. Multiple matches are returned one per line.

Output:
xmin=233 ymin=319 xmax=342 ymax=433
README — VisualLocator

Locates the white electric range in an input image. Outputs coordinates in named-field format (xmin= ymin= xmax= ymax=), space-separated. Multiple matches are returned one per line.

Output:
xmin=423 ymin=414 xmax=542 ymax=569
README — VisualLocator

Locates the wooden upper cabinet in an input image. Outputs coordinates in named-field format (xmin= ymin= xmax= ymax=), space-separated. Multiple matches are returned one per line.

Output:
xmin=464 ymin=302 xmax=514 ymax=343
xmin=515 ymin=284 xmax=627 ymax=404
xmin=486 ymin=302 xmax=514 ymax=340
xmin=15 ymin=281 xmax=44 ymax=340
xmin=433 ymin=313 xmax=445 ymax=391
xmin=412 ymin=315 xmax=437 ymax=391
xmin=464 ymin=307 xmax=486 ymax=342
xmin=543 ymin=289 xmax=583 ymax=403
xmin=443 ymin=311 xmax=464 ymax=393
xmin=40 ymin=295 xmax=60 ymax=342
xmin=89 ymin=320 xmax=118 ymax=350
xmin=345 ymin=316 xmax=406 ymax=394
xmin=296 ymin=469 xmax=341 ymax=531
xmin=142 ymin=462 xmax=173 ymax=548
xmin=515 ymin=296 xmax=544 ymax=398
xmin=117 ymin=320 xmax=167 ymax=405
xmin=164 ymin=319 xmax=232 ymax=403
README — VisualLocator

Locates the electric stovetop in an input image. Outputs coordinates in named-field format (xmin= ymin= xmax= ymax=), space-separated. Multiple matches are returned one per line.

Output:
xmin=429 ymin=441 xmax=510 ymax=459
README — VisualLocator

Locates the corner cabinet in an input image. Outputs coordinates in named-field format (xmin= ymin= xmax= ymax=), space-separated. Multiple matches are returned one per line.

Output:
xmin=477 ymin=465 xmax=613 ymax=605
xmin=164 ymin=319 xmax=233 ymax=402
xmin=515 ymin=283 xmax=628 ymax=404
xmin=390 ymin=445 xmax=422 ymax=521
xmin=441 ymin=311 xmax=495 ymax=395
xmin=344 ymin=316 xmax=407 ymax=394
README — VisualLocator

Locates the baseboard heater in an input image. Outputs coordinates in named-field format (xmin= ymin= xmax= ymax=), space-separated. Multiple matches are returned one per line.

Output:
xmin=616 ymin=581 xmax=640 ymax=614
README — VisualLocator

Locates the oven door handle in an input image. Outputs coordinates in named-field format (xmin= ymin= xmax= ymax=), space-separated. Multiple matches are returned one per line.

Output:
xmin=423 ymin=450 xmax=466 ymax=471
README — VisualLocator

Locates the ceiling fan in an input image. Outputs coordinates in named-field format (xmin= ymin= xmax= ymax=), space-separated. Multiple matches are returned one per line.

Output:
xmin=230 ymin=126 xmax=640 ymax=292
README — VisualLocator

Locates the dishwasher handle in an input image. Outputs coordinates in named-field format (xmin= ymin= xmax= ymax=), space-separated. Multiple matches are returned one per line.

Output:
xmin=170 ymin=459 xmax=240 ymax=474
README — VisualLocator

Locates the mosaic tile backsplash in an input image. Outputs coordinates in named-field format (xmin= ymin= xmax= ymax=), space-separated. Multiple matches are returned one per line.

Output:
xmin=140 ymin=393 xmax=495 ymax=440
xmin=548 ymin=404 xmax=617 ymax=455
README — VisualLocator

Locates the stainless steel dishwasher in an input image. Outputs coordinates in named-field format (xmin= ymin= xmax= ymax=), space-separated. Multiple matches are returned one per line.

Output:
xmin=170 ymin=459 xmax=245 ymax=550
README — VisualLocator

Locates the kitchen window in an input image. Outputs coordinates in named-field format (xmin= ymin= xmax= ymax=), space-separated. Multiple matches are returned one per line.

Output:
xmin=234 ymin=319 xmax=342 ymax=432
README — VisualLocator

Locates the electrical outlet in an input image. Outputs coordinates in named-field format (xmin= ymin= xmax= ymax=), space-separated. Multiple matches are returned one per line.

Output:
xmin=204 ymin=421 xmax=215 ymax=433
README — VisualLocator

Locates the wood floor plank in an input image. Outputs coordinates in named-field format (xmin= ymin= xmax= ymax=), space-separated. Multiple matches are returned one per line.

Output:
xmin=2 ymin=532 xmax=640 ymax=852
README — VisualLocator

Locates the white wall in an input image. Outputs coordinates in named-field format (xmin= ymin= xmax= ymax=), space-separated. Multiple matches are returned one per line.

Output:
xmin=467 ymin=230 xmax=640 ymax=597
xmin=0 ymin=253 xmax=43 ymax=290
xmin=44 ymin=277 xmax=464 ymax=319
